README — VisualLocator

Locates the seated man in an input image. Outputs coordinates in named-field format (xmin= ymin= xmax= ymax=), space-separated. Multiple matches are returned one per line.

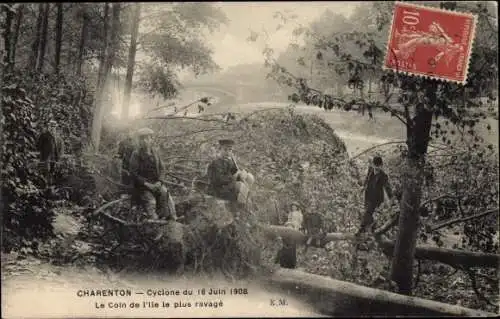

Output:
xmin=128 ymin=128 xmax=167 ymax=219
xmin=128 ymin=128 xmax=178 ymax=226
xmin=206 ymin=139 xmax=239 ymax=201
xmin=128 ymin=127 xmax=183 ymax=272
xmin=206 ymin=139 xmax=255 ymax=207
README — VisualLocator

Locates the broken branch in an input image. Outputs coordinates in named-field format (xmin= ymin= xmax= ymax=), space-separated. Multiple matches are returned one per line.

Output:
xmin=431 ymin=209 xmax=498 ymax=232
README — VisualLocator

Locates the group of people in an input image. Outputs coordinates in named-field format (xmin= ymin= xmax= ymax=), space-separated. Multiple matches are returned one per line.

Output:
xmin=113 ymin=127 xmax=257 ymax=272
xmin=117 ymin=128 xmax=255 ymax=219
xmin=37 ymin=120 xmax=395 ymax=271
xmin=277 ymin=155 xmax=396 ymax=268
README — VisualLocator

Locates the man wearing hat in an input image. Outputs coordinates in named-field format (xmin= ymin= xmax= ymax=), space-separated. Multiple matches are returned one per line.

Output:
xmin=37 ymin=119 xmax=64 ymax=186
xmin=206 ymin=139 xmax=239 ymax=202
xmin=357 ymin=155 xmax=395 ymax=235
xmin=128 ymin=128 xmax=172 ymax=219
xmin=128 ymin=127 xmax=184 ymax=273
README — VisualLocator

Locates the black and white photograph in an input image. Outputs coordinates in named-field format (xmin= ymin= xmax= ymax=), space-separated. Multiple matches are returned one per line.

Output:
xmin=1 ymin=1 xmax=498 ymax=317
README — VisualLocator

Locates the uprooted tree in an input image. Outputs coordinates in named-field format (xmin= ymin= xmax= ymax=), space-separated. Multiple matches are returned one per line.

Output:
xmin=250 ymin=1 xmax=498 ymax=295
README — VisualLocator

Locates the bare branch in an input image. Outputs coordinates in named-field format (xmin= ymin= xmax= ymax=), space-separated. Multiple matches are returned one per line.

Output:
xmin=350 ymin=141 xmax=406 ymax=161
xmin=91 ymin=197 xmax=128 ymax=217
xmin=430 ymin=209 xmax=498 ymax=232
xmin=166 ymin=127 xmax=231 ymax=139
xmin=99 ymin=210 xmax=177 ymax=227
xmin=165 ymin=171 xmax=208 ymax=185
xmin=143 ymin=98 xmax=206 ymax=116
xmin=144 ymin=115 xmax=228 ymax=124
xmin=420 ymin=193 xmax=465 ymax=209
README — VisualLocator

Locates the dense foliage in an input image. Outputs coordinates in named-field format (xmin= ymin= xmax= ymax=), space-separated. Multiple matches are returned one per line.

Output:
xmin=1 ymin=72 xmax=96 ymax=252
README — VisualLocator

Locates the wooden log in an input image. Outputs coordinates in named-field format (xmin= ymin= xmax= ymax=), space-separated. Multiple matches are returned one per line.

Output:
xmin=260 ymin=224 xmax=355 ymax=244
xmin=378 ymin=239 xmax=500 ymax=269
xmin=259 ymin=224 xmax=500 ymax=268
xmin=265 ymin=268 xmax=496 ymax=317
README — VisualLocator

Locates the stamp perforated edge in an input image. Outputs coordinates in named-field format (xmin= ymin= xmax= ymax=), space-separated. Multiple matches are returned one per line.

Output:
xmin=381 ymin=1 xmax=478 ymax=85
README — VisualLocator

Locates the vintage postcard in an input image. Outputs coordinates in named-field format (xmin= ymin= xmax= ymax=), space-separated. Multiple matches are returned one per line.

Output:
xmin=1 ymin=1 xmax=498 ymax=318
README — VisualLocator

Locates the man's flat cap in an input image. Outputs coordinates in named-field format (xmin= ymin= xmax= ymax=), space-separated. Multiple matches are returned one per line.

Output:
xmin=219 ymin=139 xmax=235 ymax=146
xmin=137 ymin=127 xmax=154 ymax=137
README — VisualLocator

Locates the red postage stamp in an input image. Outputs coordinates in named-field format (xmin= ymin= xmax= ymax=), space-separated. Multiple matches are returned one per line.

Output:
xmin=383 ymin=2 xmax=477 ymax=84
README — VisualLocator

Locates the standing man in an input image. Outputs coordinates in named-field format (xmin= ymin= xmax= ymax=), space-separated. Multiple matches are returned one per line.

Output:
xmin=303 ymin=211 xmax=326 ymax=250
xmin=357 ymin=155 xmax=394 ymax=235
xmin=37 ymin=119 xmax=64 ymax=186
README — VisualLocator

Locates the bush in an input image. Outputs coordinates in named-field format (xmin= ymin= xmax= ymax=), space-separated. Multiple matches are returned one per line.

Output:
xmin=1 ymin=71 xmax=95 ymax=253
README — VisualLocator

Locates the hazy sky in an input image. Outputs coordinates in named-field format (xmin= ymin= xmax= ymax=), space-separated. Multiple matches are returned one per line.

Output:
xmin=209 ymin=2 xmax=360 ymax=70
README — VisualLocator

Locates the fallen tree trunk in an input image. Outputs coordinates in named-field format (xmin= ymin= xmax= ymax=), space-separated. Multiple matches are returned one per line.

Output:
xmin=264 ymin=268 xmax=496 ymax=317
xmin=377 ymin=239 xmax=500 ymax=269
xmin=259 ymin=224 xmax=500 ymax=268
xmin=260 ymin=224 xmax=356 ymax=243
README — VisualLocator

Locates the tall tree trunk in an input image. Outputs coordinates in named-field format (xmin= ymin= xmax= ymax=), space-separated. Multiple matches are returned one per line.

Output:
xmin=390 ymin=85 xmax=436 ymax=295
xmin=36 ymin=3 xmax=50 ymax=73
xmin=96 ymin=3 xmax=109 ymax=90
xmin=122 ymin=3 xmax=141 ymax=120
xmin=10 ymin=4 xmax=24 ymax=69
xmin=105 ymin=3 xmax=121 ymax=76
xmin=0 ymin=11 xmax=4 ymax=221
xmin=31 ymin=3 xmax=44 ymax=71
xmin=76 ymin=5 xmax=88 ymax=76
xmin=2 ymin=4 xmax=14 ymax=72
xmin=54 ymin=3 xmax=63 ymax=73
xmin=90 ymin=3 xmax=111 ymax=152
xmin=103 ymin=3 xmax=121 ymax=118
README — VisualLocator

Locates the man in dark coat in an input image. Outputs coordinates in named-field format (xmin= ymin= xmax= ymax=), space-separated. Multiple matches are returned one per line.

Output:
xmin=128 ymin=128 xmax=173 ymax=219
xmin=206 ymin=139 xmax=239 ymax=202
xmin=128 ymin=127 xmax=183 ymax=272
xmin=37 ymin=120 xmax=64 ymax=186
xmin=357 ymin=155 xmax=394 ymax=234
